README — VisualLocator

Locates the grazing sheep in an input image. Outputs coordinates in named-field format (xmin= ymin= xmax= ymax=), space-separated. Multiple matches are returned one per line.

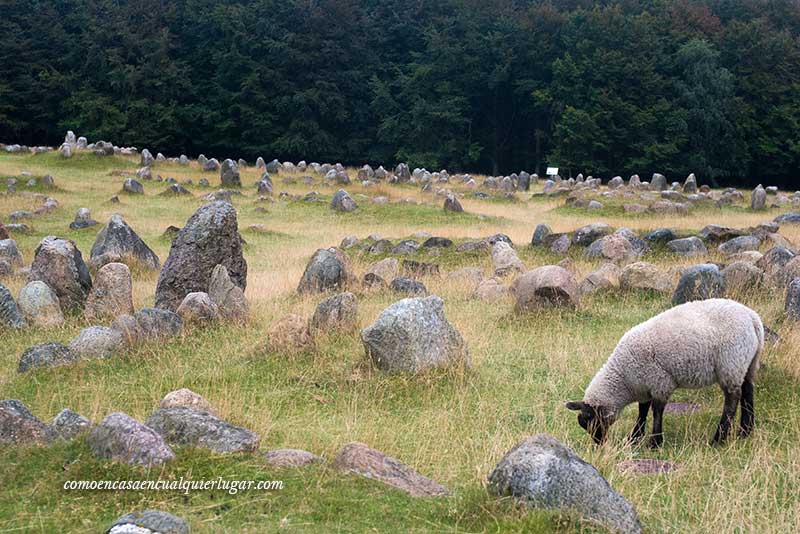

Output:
xmin=566 ymin=298 xmax=763 ymax=447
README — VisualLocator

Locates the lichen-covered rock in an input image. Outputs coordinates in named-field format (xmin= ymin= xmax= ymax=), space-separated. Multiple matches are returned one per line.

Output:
xmin=91 ymin=215 xmax=160 ymax=271
xmin=0 ymin=399 xmax=57 ymax=445
xmin=666 ymin=236 xmax=707 ymax=257
xmin=473 ymin=277 xmax=511 ymax=301
xmin=176 ymin=292 xmax=220 ymax=324
xmin=531 ymin=224 xmax=551 ymax=246
xmin=573 ymin=223 xmax=612 ymax=246
xmin=310 ymin=292 xmax=358 ymax=332
xmin=330 ymin=189 xmax=358 ymax=212
xmin=443 ymin=194 xmax=463 ymax=213
xmin=620 ymin=262 xmax=672 ymax=293
xmin=586 ymin=233 xmax=637 ymax=263
xmin=18 ymin=342 xmax=77 ymax=373
xmin=108 ymin=510 xmax=189 ymax=534
xmin=69 ymin=326 xmax=124 ymax=358
xmin=111 ymin=314 xmax=144 ymax=345
xmin=722 ymin=261 xmax=763 ymax=295
xmin=145 ymin=407 xmax=260 ymax=454
xmin=785 ymin=278 xmax=800 ymax=321
xmin=208 ymin=264 xmax=248 ymax=320
xmin=219 ymin=158 xmax=241 ymax=187
xmin=365 ymin=258 xmax=399 ymax=282
xmin=155 ymin=202 xmax=246 ymax=311
xmin=0 ymin=283 xmax=26 ymax=329
xmin=28 ymin=236 xmax=92 ymax=314
xmin=89 ymin=412 xmax=175 ymax=465
xmin=488 ymin=434 xmax=641 ymax=534
xmin=297 ymin=247 xmax=354 ymax=293
xmin=51 ymin=409 xmax=91 ymax=440
xmin=17 ymin=281 xmax=64 ymax=326
xmin=361 ymin=296 xmax=468 ymax=373
xmin=719 ymin=235 xmax=761 ymax=255
xmin=390 ymin=276 xmax=428 ymax=296
xmin=672 ymin=264 xmax=725 ymax=305
xmin=85 ymin=262 xmax=134 ymax=320
xmin=580 ymin=263 xmax=622 ymax=295
xmin=492 ymin=242 xmax=524 ymax=276
xmin=333 ymin=442 xmax=448 ymax=497
xmin=134 ymin=308 xmax=183 ymax=339
xmin=513 ymin=266 xmax=579 ymax=312
xmin=0 ymin=239 xmax=23 ymax=267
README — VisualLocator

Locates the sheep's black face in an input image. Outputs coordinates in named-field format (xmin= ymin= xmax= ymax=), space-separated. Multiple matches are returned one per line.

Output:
xmin=566 ymin=401 xmax=612 ymax=444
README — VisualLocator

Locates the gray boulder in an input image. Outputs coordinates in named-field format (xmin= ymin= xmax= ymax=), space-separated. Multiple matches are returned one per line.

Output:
xmin=0 ymin=239 xmax=23 ymax=267
xmin=208 ymin=264 xmax=248 ymax=320
xmin=310 ymin=292 xmax=358 ymax=332
xmin=0 ymin=283 xmax=26 ymax=329
xmin=785 ymin=278 xmax=800 ymax=320
xmin=751 ymin=185 xmax=766 ymax=210
xmin=155 ymin=201 xmax=246 ymax=310
xmin=361 ymin=295 xmax=468 ymax=373
xmin=297 ymin=247 xmax=354 ymax=293
xmin=220 ymin=158 xmax=241 ymax=187
xmin=672 ymin=264 xmax=725 ymax=305
xmin=91 ymin=215 xmax=161 ymax=270
xmin=69 ymin=326 xmax=124 ymax=358
xmin=134 ymin=308 xmax=183 ymax=339
xmin=331 ymin=189 xmax=358 ymax=212
xmin=140 ymin=148 xmax=154 ymax=167
xmin=28 ymin=236 xmax=92 ymax=314
xmin=0 ymin=399 xmax=57 ymax=445
xmin=85 ymin=262 xmax=134 ymax=320
xmin=176 ymin=292 xmax=220 ymax=324
xmin=488 ymin=434 xmax=641 ymax=533
xmin=108 ymin=510 xmax=189 ymax=534
xmin=89 ymin=412 xmax=175 ymax=465
xmin=666 ymin=236 xmax=707 ymax=257
xmin=145 ymin=407 xmax=260 ymax=454
xmin=531 ymin=224 xmax=551 ymax=246
xmin=122 ymin=178 xmax=144 ymax=194
xmin=572 ymin=223 xmax=612 ymax=246
xmin=390 ymin=277 xmax=428 ymax=296
xmin=718 ymin=235 xmax=761 ymax=255
xmin=651 ymin=173 xmax=667 ymax=191
xmin=51 ymin=409 xmax=91 ymax=440
xmin=443 ymin=194 xmax=463 ymax=213
xmin=17 ymin=281 xmax=64 ymax=326
xmin=18 ymin=342 xmax=77 ymax=373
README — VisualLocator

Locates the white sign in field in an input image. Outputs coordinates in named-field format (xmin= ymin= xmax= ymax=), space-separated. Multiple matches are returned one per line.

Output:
xmin=546 ymin=166 xmax=559 ymax=176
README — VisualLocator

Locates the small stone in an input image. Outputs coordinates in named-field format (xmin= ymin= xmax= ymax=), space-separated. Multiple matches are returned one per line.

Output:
xmin=473 ymin=277 xmax=511 ymax=301
xmin=84 ymin=263 xmax=134 ymax=320
xmin=310 ymin=292 xmax=358 ymax=332
xmin=672 ymin=264 xmax=725 ymax=305
xmin=160 ymin=388 xmax=216 ymax=414
xmin=298 ymin=248 xmax=354 ymax=293
xmin=667 ymin=236 xmax=708 ymax=257
xmin=513 ymin=266 xmax=580 ymax=311
xmin=176 ymin=292 xmax=220 ymax=324
xmin=0 ymin=399 xmax=57 ymax=445
xmin=208 ymin=264 xmax=248 ymax=320
xmin=69 ymin=326 xmax=124 ymax=359
xmin=134 ymin=308 xmax=183 ymax=339
xmin=108 ymin=510 xmax=189 ymax=534
xmin=264 ymin=449 xmax=322 ymax=468
xmin=620 ymin=262 xmax=672 ymax=293
xmin=785 ymin=278 xmax=800 ymax=320
xmin=492 ymin=242 xmax=524 ymax=276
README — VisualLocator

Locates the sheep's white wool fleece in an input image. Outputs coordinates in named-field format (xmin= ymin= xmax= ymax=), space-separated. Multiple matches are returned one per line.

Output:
xmin=584 ymin=299 xmax=764 ymax=413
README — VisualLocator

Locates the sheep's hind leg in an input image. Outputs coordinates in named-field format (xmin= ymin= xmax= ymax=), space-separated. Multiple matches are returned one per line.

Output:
xmin=738 ymin=378 xmax=755 ymax=438
xmin=628 ymin=401 xmax=650 ymax=444
xmin=648 ymin=400 xmax=666 ymax=449
xmin=711 ymin=386 xmax=741 ymax=445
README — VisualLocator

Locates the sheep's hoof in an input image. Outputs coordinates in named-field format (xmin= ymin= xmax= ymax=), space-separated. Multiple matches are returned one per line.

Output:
xmin=709 ymin=434 xmax=727 ymax=446
xmin=648 ymin=435 xmax=663 ymax=449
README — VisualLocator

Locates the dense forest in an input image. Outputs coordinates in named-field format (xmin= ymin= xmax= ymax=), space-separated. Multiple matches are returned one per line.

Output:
xmin=1 ymin=0 xmax=799 ymax=185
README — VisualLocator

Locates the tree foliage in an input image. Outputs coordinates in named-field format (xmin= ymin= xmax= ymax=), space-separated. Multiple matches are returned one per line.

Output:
xmin=0 ymin=0 xmax=798 ymax=185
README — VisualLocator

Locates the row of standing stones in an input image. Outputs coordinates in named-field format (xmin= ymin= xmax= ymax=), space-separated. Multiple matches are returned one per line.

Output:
xmin=0 ymin=196 xmax=657 ymax=532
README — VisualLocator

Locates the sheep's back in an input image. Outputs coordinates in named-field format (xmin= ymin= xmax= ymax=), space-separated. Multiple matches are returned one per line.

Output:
xmin=614 ymin=299 xmax=761 ymax=392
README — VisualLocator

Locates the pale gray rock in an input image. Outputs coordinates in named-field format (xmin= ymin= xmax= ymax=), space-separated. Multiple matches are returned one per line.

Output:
xmin=89 ymin=412 xmax=175 ymax=466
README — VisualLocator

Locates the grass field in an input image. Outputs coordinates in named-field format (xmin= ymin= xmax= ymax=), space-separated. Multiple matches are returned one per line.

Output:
xmin=1 ymin=151 xmax=799 ymax=533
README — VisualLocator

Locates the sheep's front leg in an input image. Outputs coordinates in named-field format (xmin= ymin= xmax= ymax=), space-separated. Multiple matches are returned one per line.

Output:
xmin=711 ymin=386 xmax=741 ymax=445
xmin=649 ymin=400 xmax=666 ymax=449
xmin=739 ymin=378 xmax=755 ymax=438
xmin=627 ymin=401 xmax=651 ymax=444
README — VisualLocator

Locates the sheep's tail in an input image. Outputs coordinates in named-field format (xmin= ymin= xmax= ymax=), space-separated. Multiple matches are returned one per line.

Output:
xmin=748 ymin=310 xmax=765 ymax=381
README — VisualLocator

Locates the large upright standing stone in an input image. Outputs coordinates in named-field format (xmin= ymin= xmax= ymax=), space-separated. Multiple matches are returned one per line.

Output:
xmin=155 ymin=202 xmax=246 ymax=311
xmin=751 ymin=185 xmax=766 ymax=210
xmin=651 ymin=173 xmax=667 ymax=191
xmin=140 ymin=149 xmax=154 ymax=167
xmin=90 ymin=215 xmax=161 ymax=270
xmin=28 ymin=236 xmax=92 ymax=314
xmin=220 ymin=159 xmax=241 ymax=187
xmin=85 ymin=263 xmax=134 ymax=320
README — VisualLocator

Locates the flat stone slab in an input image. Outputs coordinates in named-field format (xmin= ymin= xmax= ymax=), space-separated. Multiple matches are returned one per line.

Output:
xmin=618 ymin=459 xmax=681 ymax=475
xmin=333 ymin=442 xmax=448 ymax=497
xmin=264 ymin=449 xmax=323 ymax=468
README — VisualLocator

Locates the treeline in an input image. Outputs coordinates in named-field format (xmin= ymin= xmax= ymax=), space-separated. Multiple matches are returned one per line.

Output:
xmin=1 ymin=0 xmax=799 ymax=185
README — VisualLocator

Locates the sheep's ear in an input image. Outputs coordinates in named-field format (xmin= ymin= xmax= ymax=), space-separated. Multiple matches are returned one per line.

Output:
xmin=564 ymin=401 xmax=584 ymax=411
